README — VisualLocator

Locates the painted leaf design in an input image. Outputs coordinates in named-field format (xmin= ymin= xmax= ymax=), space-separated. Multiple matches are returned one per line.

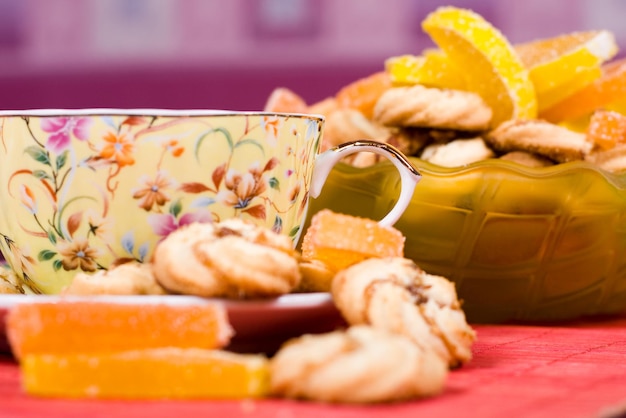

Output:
xmin=269 ymin=177 xmax=280 ymax=190
xmin=138 ymin=242 xmax=149 ymax=262
xmin=121 ymin=116 xmax=146 ymax=126
xmin=195 ymin=128 xmax=233 ymax=160
xmin=121 ymin=231 xmax=135 ymax=254
xmin=243 ymin=204 xmax=266 ymax=220
xmin=191 ymin=196 xmax=217 ymax=208
xmin=234 ymin=138 xmax=264 ymax=154
xmin=25 ymin=146 xmax=50 ymax=165
xmin=298 ymin=193 xmax=309 ymax=217
xmin=37 ymin=249 xmax=56 ymax=261
xmin=56 ymin=151 xmax=68 ymax=170
xmin=264 ymin=157 xmax=279 ymax=172
xmin=179 ymin=182 xmax=211 ymax=193
xmin=289 ymin=225 xmax=300 ymax=238
xmin=52 ymin=259 xmax=63 ymax=271
xmin=212 ymin=163 xmax=226 ymax=189
xmin=33 ymin=170 xmax=50 ymax=180
xmin=272 ymin=215 xmax=283 ymax=234
xmin=47 ymin=229 xmax=57 ymax=244
xmin=169 ymin=199 xmax=182 ymax=218
xmin=111 ymin=257 xmax=136 ymax=268
xmin=67 ymin=212 xmax=83 ymax=237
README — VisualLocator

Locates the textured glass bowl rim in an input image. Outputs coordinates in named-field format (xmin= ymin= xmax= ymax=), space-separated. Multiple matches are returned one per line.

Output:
xmin=334 ymin=156 xmax=626 ymax=190
xmin=0 ymin=108 xmax=325 ymax=122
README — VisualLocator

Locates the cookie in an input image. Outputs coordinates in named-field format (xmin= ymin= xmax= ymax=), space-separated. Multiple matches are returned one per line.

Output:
xmin=420 ymin=137 xmax=494 ymax=167
xmin=62 ymin=262 xmax=167 ymax=296
xmin=332 ymin=257 xmax=475 ymax=368
xmin=323 ymin=108 xmax=390 ymax=151
xmin=270 ymin=325 xmax=447 ymax=403
xmin=296 ymin=259 xmax=336 ymax=293
xmin=585 ymin=143 xmax=626 ymax=173
xmin=152 ymin=219 xmax=301 ymax=298
xmin=307 ymin=97 xmax=339 ymax=119
xmin=373 ymin=85 xmax=493 ymax=131
xmin=485 ymin=119 xmax=592 ymax=163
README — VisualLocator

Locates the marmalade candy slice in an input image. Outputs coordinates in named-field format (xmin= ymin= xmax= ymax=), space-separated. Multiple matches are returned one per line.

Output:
xmin=421 ymin=6 xmax=537 ymax=127
xmin=7 ymin=300 xmax=233 ymax=360
xmin=541 ymin=58 xmax=626 ymax=123
xmin=335 ymin=71 xmax=392 ymax=119
xmin=22 ymin=348 xmax=270 ymax=399
xmin=301 ymin=209 xmax=405 ymax=272
xmin=586 ymin=110 xmax=626 ymax=150
xmin=385 ymin=49 xmax=467 ymax=90
xmin=515 ymin=30 xmax=618 ymax=111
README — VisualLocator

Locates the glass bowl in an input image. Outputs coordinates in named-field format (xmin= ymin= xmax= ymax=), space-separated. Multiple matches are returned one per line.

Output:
xmin=306 ymin=158 xmax=626 ymax=323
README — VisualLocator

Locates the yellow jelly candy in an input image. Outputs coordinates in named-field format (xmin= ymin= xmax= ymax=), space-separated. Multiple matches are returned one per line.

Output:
xmin=385 ymin=49 xmax=466 ymax=90
xmin=422 ymin=6 xmax=537 ymax=127
xmin=21 ymin=348 xmax=270 ymax=399
xmin=515 ymin=30 xmax=618 ymax=111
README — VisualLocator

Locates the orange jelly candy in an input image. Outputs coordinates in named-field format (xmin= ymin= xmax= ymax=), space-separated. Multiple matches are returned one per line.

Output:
xmin=540 ymin=58 xmax=626 ymax=123
xmin=21 ymin=348 xmax=270 ymax=399
xmin=586 ymin=110 xmax=626 ymax=150
xmin=335 ymin=71 xmax=392 ymax=119
xmin=263 ymin=87 xmax=309 ymax=114
xmin=7 ymin=300 xmax=233 ymax=360
xmin=301 ymin=209 xmax=405 ymax=272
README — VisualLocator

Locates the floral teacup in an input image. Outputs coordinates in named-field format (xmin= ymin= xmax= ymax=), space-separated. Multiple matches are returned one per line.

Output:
xmin=0 ymin=109 xmax=420 ymax=294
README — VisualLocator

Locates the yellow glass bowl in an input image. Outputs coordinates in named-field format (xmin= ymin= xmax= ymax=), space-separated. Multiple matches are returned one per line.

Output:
xmin=306 ymin=158 xmax=626 ymax=323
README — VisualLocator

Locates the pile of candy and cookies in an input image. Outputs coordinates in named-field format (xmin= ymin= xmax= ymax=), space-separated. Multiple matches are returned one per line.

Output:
xmin=6 ymin=3 xmax=626 ymax=405
xmin=265 ymin=7 xmax=626 ymax=172
xmin=6 ymin=209 xmax=475 ymax=403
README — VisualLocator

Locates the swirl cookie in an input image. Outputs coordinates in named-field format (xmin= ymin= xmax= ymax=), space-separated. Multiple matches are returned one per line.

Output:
xmin=420 ymin=137 xmax=494 ymax=167
xmin=62 ymin=262 xmax=167 ymax=295
xmin=270 ymin=325 xmax=448 ymax=403
xmin=332 ymin=257 xmax=475 ymax=368
xmin=152 ymin=219 xmax=301 ymax=298
xmin=485 ymin=119 xmax=592 ymax=163
xmin=323 ymin=108 xmax=390 ymax=151
xmin=296 ymin=259 xmax=336 ymax=293
xmin=373 ymin=85 xmax=493 ymax=131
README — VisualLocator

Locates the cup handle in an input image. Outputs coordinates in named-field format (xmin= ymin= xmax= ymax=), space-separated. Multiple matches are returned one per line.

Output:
xmin=310 ymin=140 xmax=421 ymax=227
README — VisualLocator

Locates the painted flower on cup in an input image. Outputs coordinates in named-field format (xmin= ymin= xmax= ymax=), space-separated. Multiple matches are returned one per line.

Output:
xmin=261 ymin=115 xmax=283 ymax=147
xmin=219 ymin=163 xmax=267 ymax=208
xmin=99 ymin=131 xmax=135 ymax=167
xmin=1 ymin=113 xmax=322 ymax=294
xmin=163 ymin=139 xmax=185 ymax=157
xmin=85 ymin=209 xmax=114 ymax=242
xmin=148 ymin=209 xmax=213 ymax=240
xmin=133 ymin=171 xmax=174 ymax=211
xmin=41 ymin=117 xmax=91 ymax=153
xmin=56 ymin=238 xmax=101 ymax=272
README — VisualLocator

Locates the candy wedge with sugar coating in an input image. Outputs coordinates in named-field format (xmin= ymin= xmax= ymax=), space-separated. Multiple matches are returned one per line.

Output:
xmin=7 ymin=299 xmax=233 ymax=360
xmin=22 ymin=348 xmax=269 ymax=399
xmin=301 ymin=209 xmax=405 ymax=272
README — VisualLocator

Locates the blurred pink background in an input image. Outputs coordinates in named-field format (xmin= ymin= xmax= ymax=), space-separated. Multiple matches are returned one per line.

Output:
xmin=1 ymin=0 xmax=625 ymax=111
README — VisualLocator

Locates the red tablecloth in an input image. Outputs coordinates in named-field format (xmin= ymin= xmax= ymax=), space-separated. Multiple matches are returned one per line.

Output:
xmin=2 ymin=317 xmax=626 ymax=418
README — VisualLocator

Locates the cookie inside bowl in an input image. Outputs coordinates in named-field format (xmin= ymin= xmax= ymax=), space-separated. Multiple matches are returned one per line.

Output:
xmin=305 ymin=157 xmax=626 ymax=323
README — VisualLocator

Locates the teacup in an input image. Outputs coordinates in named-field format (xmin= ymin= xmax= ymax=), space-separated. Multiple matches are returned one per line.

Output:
xmin=0 ymin=109 xmax=420 ymax=294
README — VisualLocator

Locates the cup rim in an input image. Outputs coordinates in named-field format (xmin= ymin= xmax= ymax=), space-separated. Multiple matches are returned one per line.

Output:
xmin=0 ymin=108 xmax=325 ymax=121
